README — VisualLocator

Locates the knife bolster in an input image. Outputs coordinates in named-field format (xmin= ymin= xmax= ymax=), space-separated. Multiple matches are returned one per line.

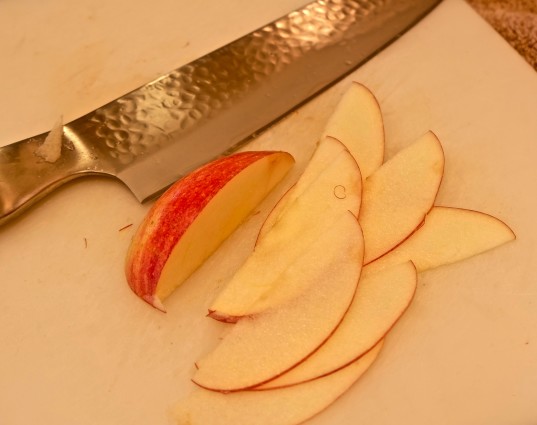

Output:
xmin=0 ymin=132 xmax=113 ymax=225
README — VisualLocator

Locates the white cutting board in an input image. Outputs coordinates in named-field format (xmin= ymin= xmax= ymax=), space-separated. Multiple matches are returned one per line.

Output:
xmin=1 ymin=0 xmax=537 ymax=424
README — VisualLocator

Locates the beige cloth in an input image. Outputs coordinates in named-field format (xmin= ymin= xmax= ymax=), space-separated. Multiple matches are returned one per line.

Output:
xmin=467 ymin=0 xmax=537 ymax=69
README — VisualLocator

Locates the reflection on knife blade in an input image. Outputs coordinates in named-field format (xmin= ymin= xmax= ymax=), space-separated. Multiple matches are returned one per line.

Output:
xmin=0 ymin=0 xmax=441 ymax=224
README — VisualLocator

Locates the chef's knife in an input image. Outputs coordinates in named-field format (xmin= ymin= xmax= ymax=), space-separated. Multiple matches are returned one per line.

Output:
xmin=0 ymin=0 xmax=441 ymax=224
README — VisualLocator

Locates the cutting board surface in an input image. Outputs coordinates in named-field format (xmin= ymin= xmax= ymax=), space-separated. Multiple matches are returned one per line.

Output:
xmin=1 ymin=1 xmax=537 ymax=424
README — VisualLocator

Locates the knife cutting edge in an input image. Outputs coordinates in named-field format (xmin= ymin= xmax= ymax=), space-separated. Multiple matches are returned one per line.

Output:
xmin=0 ymin=0 xmax=441 ymax=224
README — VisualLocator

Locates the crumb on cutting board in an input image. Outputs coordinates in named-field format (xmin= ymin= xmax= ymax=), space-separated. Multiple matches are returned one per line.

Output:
xmin=119 ymin=223 xmax=134 ymax=232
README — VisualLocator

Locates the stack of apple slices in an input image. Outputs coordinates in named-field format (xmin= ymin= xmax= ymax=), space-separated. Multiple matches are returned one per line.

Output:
xmin=125 ymin=82 xmax=515 ymax=425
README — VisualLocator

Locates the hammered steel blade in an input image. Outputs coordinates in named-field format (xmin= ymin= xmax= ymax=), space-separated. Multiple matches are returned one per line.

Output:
xmin=0 ymin=0 xmax=441 ymax=224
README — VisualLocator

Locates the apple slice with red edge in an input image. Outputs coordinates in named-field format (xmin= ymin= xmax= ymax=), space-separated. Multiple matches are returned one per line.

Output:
xmin=257 ymin=80 xmax=384 ymax=240
xmin=364 ymin=206 xmax=516 ymax=275
xmin=359 ymin=131 xmax=444 ymax=264
xmin=208 ymin=138 xmax=362 ymax=322
xmin=320 ymin=81 xmax=385 ymax=179
xmin=257 ymin=136 xmax=358 ymax=241
xmin=174 ymin=342 xmax=383 ymax=425
xmin=125 ymin=150 xmax=294 ymax=311
xmin=193 ymin=212 xmax=364 ymax=392
xmin=254 ymin=261 xmax=416 ymax=390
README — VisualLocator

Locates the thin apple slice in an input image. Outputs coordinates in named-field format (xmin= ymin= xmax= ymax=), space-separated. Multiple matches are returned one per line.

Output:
xmin=364 ymin=206 xmax=516 ymax=275
xmin=193 ymin=213 xmax=364 ymax=392
xmin=175 ymin=342 xmax=383 ymax=425
xmin=208 ymin=139 xmax=362 ymax=322
xmin=258 ymin=136 xmax=360 ymax=240
xmin=320 ymin=81 xmax=385 ymax=179
xmin=359 ymin=131 xmax=444 ymax=264
xmin=125 ymin=151 xmax=294 ymax=311
xmin=255 ymin=261 xmax=416 ymax=390
xmin=258 ymin=81 xmax=384 ymax=239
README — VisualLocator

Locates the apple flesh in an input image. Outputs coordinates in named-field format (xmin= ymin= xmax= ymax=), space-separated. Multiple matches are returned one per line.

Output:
xmin=257 ymin=136 xmax=361 ymax=241
xmin=257 ymin=80 xmax=384 ymax=240
xmin=174 ymin=342 xmax=382 ymax=425
xmin=320 ymin=81 xmax=385 ymax=179
xmin=208 ymin=138 xmax=362 ymax=322
xmin=359 ymin=131 xmax=444 ymax=264
xmin=193 ymin=212 xmax=364 ymax=392
xmin=255 ymin=261 xmax=416 ymax=390
xmin=125 ymin=151 xmax=294 ymax=311
xmin=364 ymin=206 xmax=516 ymax=275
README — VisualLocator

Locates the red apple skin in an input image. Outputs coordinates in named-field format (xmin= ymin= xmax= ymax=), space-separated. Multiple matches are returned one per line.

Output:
xmin=125 ymin=151 xmax=293 ymax=310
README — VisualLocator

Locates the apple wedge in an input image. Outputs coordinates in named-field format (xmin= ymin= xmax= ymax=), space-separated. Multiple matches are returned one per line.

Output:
xmin=320 ymin=81 xmax=385 ymax=179
xmin=364 ymin=206 xmax=516 ymax=275
xmin=174 ymin=342 xmax=382 ymax=425
xmin=360 ymin=131 xmax=444 ymax=264
xmin=255 ymin=261 xmax=416 ymax=390
xmin=125 ymin=151 xmax=294 ymax=311
xmin=208 ymin=139 xmax=362 ymax=322
xmin=193 ymin=212 xmax=364 ymax=392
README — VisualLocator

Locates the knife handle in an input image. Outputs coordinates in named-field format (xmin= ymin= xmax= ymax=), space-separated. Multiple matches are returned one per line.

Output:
xmin=0 ymin=132 xmax=111 ymax=224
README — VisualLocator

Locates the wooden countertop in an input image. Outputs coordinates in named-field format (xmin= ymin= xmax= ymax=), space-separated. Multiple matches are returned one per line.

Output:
xmin=467 ymin=0 xmax=537 ymax=69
